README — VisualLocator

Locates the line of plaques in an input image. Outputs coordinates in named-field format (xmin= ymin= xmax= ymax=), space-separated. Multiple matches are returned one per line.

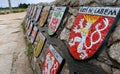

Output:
xmin=25 ymin=5 xmax=120 ymax=74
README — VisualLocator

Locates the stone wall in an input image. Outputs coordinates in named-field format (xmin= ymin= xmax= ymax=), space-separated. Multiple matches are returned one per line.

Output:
xmin=27 ymin=0 xmax=120 ymax=74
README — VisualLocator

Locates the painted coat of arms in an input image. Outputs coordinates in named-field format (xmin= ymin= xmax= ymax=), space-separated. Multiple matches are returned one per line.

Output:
xmin=42 ymin=45 xmax=63 ymax=74
xmin=34 ymin=32 xmax=46 ymax=57
xmin=48 ymin=7 xmax=66 ymax=35
xmin=68 ymin=7 xmax=120 ymax=60
xmin=35 ymin=6 xmax=43 ymax=22
xmin=31 ymin=26 xmax=39 ymax=44
xmin=39 ymin=6 xmax=51 ymax=27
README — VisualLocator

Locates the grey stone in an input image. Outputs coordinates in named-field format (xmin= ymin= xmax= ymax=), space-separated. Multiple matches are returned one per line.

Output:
xmin=111 ymin=20 xmax=120 ymax=42
xmin=89 ymin=2 xmax=100 ymax=6
xmin=117 ymin=0 xmax=120 ymax=5
xmin=60 ymin=28 xmax=70 ymax=41
xmin=79 ymin=0 xmax=93 ymax=5
xmin=66 ymin=15 xmax=75 ymax=29
xmin=112 ymin=68 xmax=120 ymax=74
xmin=108 ymin=42 xmax=120 ymax=64
xmin=60 ymin=63 xmax=69 ymax=74
xmin=97 ymin=49 xmax=113 ymax=66
xmin=94 ymin=61 xmax=112 ymax=74
xmin=95 ymin=0 xmax=117 ymax=5
xmin=70 ymin=0 xmax=79 ymax=6
xmin=68 ymin=7 xmax=78 ymax=16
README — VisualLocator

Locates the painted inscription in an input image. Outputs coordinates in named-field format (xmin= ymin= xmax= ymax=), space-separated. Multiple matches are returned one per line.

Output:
xmin=48 ymin=7 xmax=66 ymax=35
xmin=68 ymin=7 xmax=120 ymax=60
xmin=42 ymin=45 xmax=63 ymax=74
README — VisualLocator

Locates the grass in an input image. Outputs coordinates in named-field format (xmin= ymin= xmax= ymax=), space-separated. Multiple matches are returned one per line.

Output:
xmin=21 ymin=21 xmax=33 ymax=56
xmin=0 ymin=8 xmax=26 ymax=15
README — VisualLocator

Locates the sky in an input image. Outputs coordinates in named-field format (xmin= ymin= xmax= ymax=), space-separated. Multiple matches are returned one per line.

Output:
xmin=0 ymin=0 xmax=55 ymax=7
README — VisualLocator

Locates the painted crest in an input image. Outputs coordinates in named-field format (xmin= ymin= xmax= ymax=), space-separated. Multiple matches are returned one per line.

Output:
xmin=39 ymin=6 xmax=51 ymax=27
xmin=27 ymin=22 xmax=34 ymax=37
xmin=68 ymin=7 xmax=120 ymax=60
xmin=30 ymin=26 xmax=39 ymax=44
xmin=34 ymin=32 xmax=46 ymax=57
xmin=42 ymin=45 xmax=63 ymax=74
xmin=31 ymin=5 xmax=37 ymax=18
xmin=48 ymin=7 xmax=66 ymax=35
xmin=35 ymin=6 xmax=43 ymax=22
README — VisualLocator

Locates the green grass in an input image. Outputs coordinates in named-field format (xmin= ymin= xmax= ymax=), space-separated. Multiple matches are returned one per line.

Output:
xmin=0 ymin=8 xmax=26 ymax=15
xmin=21 ymin=21 xmax=33 ymax=56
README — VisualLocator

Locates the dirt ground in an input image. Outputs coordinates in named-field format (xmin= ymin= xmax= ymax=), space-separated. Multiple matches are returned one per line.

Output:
xmin=0 ymin=12 xmax=33 ymax=74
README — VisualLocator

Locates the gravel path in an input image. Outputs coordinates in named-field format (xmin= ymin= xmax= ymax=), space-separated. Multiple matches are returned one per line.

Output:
xmin=0 ymin=12 xmax=33 ymax=74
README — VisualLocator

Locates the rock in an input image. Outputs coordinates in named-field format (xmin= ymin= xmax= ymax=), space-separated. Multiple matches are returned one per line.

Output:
xmin=112 ymin=68 xmax=120 ymax=74
xmin=68 ymin=7 xmax=78 ymax=16
xmin=97 ymin=49 xmax=113 ymax=66
xmin=111 ymin=20 xmax=120 ymax=42
xmin=70 ymin=0 xmax=79 ymax=7
xmin=108 ymin=42 xmax=120 ymax=64
xmin=55 ymin=0 xmax=67 ymax=5
xmin=60 ymin=28 xmax=70 ymax=41
xmin=79 ymin=0 xmax=94 ymax=5
xmin=89 ymin=2 xmax=100 ymax=6
xmin=60 ymin=63 xmax=69 ymax=74
xmin=66 ymin=15 xmax=75 ymax=29
xmin=94 ymin=61 xmax=112 ymax=74
xmin=117 ymin=0 xmax=120 ymax=5
xmin=95 ymin=0 xmax=117 ymax=5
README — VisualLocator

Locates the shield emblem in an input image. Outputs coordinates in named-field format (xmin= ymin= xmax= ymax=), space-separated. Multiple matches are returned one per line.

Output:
xmin=48 ymin=7 xmax=66 ymax=35
xmin=39 ymin=6 xmax=51 ymax=27
xmin=42 ymin=45 xmax=63 ymax=74
xmin=31 ymin=5 xmax=37 ymax=18
xmin=30 ymin=26 xmax=39 ymax=44
xmin=68 ymin=7 xmax=120 ymax=60
xmin=27 ymin=22 xmax=34 ymax=37
xmin=34 ymin=32 xmax=46 ymax=57
xmin=35 ymin=6 xmax=43 ymax=22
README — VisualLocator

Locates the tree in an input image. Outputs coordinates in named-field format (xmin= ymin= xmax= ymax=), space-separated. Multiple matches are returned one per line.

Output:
xmin=8 ymin=0 xmax=12 ymax=12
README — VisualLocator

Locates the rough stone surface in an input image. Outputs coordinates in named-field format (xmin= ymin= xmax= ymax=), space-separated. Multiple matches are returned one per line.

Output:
xmin=66 ymin=15 xmax=75 ymax=29
xmin=95 ymin=0 xmax=117 ymax=5
xmin=111 ymin=20 xmax=120 ymax=42
xmin=68 ymin=7 xmax=78 ymax=16
xmin=70 ymin=0 xmax=79 ymax=6
xmin=0 ymin=12 xmax=33 ymax=74
xmin=95 ymin=61 xmax=112 ymax=74
xmin=112 ymin=68 xmax=120 ymax=74
xmin=79 ymin=0 xmax=93 ymax=5
xmin=60 ymin=28 xmax=70 ymax=41
xmin=117 ymin=0 xmax=120 ymax=5
xmin=109 ymin=42 xmax=120 ymax=64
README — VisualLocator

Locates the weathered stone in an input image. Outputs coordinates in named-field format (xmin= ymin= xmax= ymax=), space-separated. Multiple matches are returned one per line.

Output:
xmin=112 ymin=68 xmax=120 ymax=74
xmin=117 ymin=0 xmax=120 ymax=5
xmin=108 ymin=42 xmax=120 ymax=64
xmin=89 ymin=2 xmax=100 ymax=6
xmin=55 ymin=0 xmax=66 ymax=5
xmin=94 ymin=61 xmax=112 ymax=74
xmin=79 ymin=0 xmax=93 ymax=5
xmin=70 ymin=0 xmax=79 ymax=6
xmin=68 ymin=7 xmax=78 ymax=16
xmin=60 ymin=63 xmax=69 ymax=74
xmin=66 ymin=15 xmax=75 ymax=29
xmin=97 ymin=49 xmax=113 ymax=66
xmin=95 ymin=0 xmax=117 ymax=5
xmin=111 ymin=20 xmax=120 ymax=42
xmin=60 ymin=28 xmax=70 ymax=41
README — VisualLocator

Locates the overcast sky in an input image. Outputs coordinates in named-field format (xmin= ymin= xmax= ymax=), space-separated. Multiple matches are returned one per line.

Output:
xmin=0 ymin=0 xmax=55 ymax=7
